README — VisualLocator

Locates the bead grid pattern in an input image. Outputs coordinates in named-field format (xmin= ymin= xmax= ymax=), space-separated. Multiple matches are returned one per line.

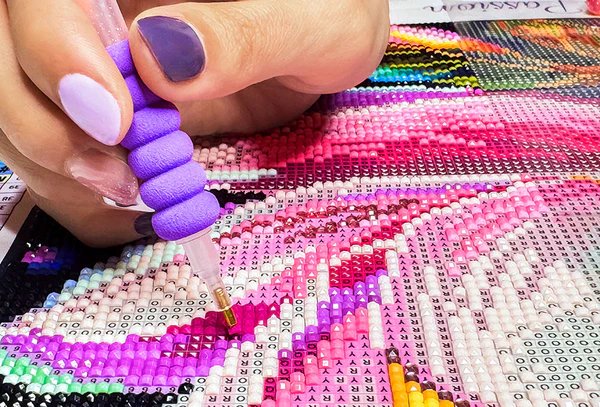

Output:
xmin=0 ymin=19 xmax=600 ymax=407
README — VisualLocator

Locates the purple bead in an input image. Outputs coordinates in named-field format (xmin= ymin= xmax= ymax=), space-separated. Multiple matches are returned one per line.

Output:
xmin=124 ymin=375 xmax=139 ymax=386
xmin=116 ymin=365 xmax=130 ymax=376
xmin=293 ymin=340 xmax=307 ymax=351
xmin=156 ymin=366 xmax=170 ymax=376
xmin=182 ymin=365 xmax=196 ymax=376
xmin=369 ymin=295 xmax=382 ymax=303
xmin=174 ymin=334 xmax=187 ymax=344
xmin=172 ymin=357 xmax=185 ymax=367
xmin=317 ymin=309 xmax=329 ymax=319
xmin=139 ymin=375 xmax=153 ymax=386
xmin=199 ymin=350 xmax=212 ymax=365
xmin=210 ymin=357 xmax=225 ymax=367
xmin=356 ymin=295 xmax=368 ymax=305
xmin=196 ymin=365 xmax=210 ymax=376
xmin=306 ymin=326 xmax=319 ymax=342
xmin=102 ymin=366 xmax=116 ymax=376
xmin=318 ymin=322 xmax=331 ymax=334
xmin=130 ymin=366 xmax=143 ymax=376
xmin=89 ymin=366 xmax=103 ymax=377
xmin=109 ymin=342 xmax=121 ymax=351
xmin=153 ymin=375 xmax=167 ymax=386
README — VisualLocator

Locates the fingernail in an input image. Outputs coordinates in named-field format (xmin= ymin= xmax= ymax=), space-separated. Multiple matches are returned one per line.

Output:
xmin=58 ymin=74 xmax=121 ymax=146
xmin=66 ymin=149 xmax=139 ymax=206
xmin=134 ymin=213 xmax=155 ymax=236
xmin=137 ymin=16 xmax=206 ymax=82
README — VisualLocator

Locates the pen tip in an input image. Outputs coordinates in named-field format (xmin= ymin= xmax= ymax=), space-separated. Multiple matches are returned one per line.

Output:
xmin=223 ymin=308 xmax=237 ymax=328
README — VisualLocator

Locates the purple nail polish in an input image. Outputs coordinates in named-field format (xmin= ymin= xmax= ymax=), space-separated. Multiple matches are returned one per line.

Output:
xmin=134 ymin=213 xmax=154 ymax=236
xmin=137 ymin=16 xmax=206 ymax=82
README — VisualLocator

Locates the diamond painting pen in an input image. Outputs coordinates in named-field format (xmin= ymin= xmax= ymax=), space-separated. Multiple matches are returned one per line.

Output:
xmin=79 ymin=0 xmax=237 ymax=327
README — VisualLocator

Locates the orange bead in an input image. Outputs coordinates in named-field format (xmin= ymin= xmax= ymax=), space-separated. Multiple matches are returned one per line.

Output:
xmin=423 ymin=389 xmax=439 ymax=400
xmin=405 ymin=381 xmax=421 ymax=393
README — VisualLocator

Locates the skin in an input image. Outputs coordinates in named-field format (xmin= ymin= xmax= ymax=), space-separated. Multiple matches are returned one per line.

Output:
xmin=0 ymin=0 xmax=389 ymax=247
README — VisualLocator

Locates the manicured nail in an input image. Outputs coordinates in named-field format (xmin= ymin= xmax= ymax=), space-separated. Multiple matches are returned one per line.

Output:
xmin=66 ymin=149 xmax=138 ymax=206
xmin=137 ymin=16 xmax=206 ymax=82
xmin=58 ymin=74 xmax=121 ymax=146
xmin=134 ymin=213 xmax=155 ymax=236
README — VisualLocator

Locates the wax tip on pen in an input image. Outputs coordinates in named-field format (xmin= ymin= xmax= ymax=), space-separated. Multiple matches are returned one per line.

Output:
xmin=223 ymin=308 xmax=237 ymax=328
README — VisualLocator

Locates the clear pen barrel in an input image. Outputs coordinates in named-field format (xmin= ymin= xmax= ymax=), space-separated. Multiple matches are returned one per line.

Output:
xmin=77 ymin=0 xmax=128 ymax=47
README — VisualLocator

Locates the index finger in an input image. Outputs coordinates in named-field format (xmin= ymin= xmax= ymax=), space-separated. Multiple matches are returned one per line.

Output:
xmin=6 ymin=0 xmax=133 ymax=146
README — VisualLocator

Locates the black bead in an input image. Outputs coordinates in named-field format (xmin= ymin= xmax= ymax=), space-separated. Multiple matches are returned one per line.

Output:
xmin=65 ymin=393 xmax=82 ymax=404
xmin=52 ymin=393 xmax=68 ymax=404
xmin=149 ymin=392 xmax=165 ymax=405
xmin=177 ymin=382 xmax=195 ymax=394
xmin=82 ymin=392 xmax=95 ymax=403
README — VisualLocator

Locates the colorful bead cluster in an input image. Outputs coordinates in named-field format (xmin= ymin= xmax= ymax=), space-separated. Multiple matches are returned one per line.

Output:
xmin=1 ymin=19 xmax=600 ymax=407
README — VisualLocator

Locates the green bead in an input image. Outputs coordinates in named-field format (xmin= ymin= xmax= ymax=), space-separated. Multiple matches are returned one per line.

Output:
xmin=39 ymin=365 xmax=52 ymax=376
xmin=24 ymin=366 xmax=37 ymax=376
xmin=68 ymin=382 xmax=82 ymax=393
xmin=32 ymin=372 xmax=46 ymax=385
xmin=11 ymin=366 xmax=25 ymax=376
xmin=0 ymin=366 xmax=11 ymax=376
xmin=41 ymin=383 xmax=57 ymax=394
xmin=82 ymin=382 xmax=97 ymax=394
xmin=19 ymin=374 xmax=32 ymax=384
xmin=55 ymin=383 xmax=69 ymax=393
xmin=108 ymin=382 xmax=124 ymax=393
xmin=58 ymin=374 xmax=73 ymax=384
xmin=4 ymin=374 xmax=19 ymax=384
xmin=2 ymin=357 xmax=15 ymax=367
xmin=26 ymin=383 xmax=42 ymax=394
xmin=47 ymin=375 xmax=60 ymax=385
xmin=15 ymin=357 xmax=30 ymax=367
xmin=0 ymin=349 xmax=7 ymax=360
xmin=96 ymin=382 xmax=110 ymax=393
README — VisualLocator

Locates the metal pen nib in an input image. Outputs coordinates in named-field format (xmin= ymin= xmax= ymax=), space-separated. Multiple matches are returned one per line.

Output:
xmin=178 ymin=229 xmax=237 ymax=328
xmin=213 ymin=287 xmax=238 ymax=327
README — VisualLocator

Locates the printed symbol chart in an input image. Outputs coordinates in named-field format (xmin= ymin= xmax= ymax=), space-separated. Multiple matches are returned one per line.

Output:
xmin=0 ymin=164 xmax=26 ymax=231
xmin=1 ymin=19 xmax=600 ymax=407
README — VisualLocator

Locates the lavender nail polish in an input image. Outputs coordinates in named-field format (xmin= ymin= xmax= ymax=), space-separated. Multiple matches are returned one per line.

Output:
xmin=137 ymin=16 xmax=206 ymax=82
xmin=58 ymin=74 xmax=122 ymax=146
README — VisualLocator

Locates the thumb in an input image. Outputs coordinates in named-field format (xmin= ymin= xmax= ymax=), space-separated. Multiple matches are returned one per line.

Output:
xmin=130 ymin=0 xmax=314 ymax=102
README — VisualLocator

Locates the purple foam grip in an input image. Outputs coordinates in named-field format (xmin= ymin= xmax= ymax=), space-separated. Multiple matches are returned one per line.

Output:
xmin=106 ymin=41 xmax=135 ymax=77
xmin=107 ymin=39 xmax=220 ymax=241
xmin=140 ymin=162 xmax=207 ymax=211
xmin=125 ymin=75 xmax=161 ymax=111
xmin=128 ymin=130 xmax=193 ymax=180
xmin=152 ymin=192 xmax=220 ymax=241
xmin=121 ymin=102 xmax=180 ymax=150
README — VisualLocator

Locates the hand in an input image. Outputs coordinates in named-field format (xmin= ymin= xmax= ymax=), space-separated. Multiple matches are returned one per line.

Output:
xmin=0 ymin=0 xmax=390 ymax=247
